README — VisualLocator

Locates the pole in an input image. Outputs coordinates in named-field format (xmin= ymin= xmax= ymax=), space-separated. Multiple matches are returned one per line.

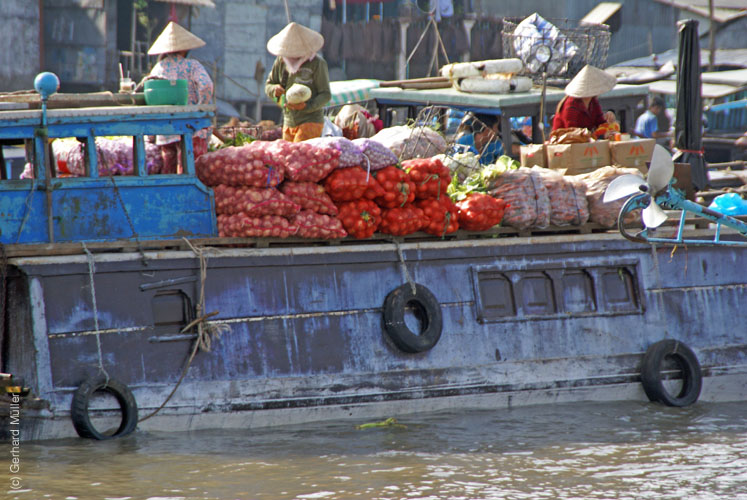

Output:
xmin=708 ymin=0 xmax=715 ymax=71
xmin=130 ymin=2 xmax=137 ymax=76
xmin=284 ymin=0 xmax=291 ymax=23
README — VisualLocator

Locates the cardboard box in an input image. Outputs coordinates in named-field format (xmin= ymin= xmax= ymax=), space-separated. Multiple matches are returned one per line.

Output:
xmin=609 ymin=138 xmax=655 ymax=174
xmin=520 ymin=144 xmax=546 ymax=168
xmin=546 ymin=140 xmax=611 ymax=175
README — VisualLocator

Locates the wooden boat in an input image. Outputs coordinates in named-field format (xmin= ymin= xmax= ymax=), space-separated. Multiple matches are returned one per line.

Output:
xmin=1 ymin=74 xmax=745 ymax=442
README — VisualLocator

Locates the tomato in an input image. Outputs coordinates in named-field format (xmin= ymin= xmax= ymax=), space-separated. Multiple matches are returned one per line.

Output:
xmin=373 ymin=166 xmax=416 ymax=208
xmin=337 ymin=199 xmax=382 ymax=239
xmin=455 ymin=193 xmax=509 ymax=231
xmin=415 ymin=197 xmax=459 ymax=236
xmin=401 ymin=157 xmax=451 ymax=200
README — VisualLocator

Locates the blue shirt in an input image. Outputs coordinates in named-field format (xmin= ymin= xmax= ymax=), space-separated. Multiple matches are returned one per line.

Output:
xmin=634 ymin=110 xmax=659 ymax=138
xmin=456 ymin=134 xmax=503 ymax=165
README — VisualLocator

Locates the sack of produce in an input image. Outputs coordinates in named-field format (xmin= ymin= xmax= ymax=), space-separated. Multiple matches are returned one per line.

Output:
xmin=487 ymin=167 xmax=550 ymax=230
xmin=336 ymin=199 xmax=382 ymax=239
xmin=306 ymin=136 xmax=364 ymax=167
xmin=435 ymin=150 xmax=481 ymax=182
xmin=379 ymin=204 xmax=426 ymax=236
xmin=213 ymin=185 xmax=300 ymax=217
xmin=49 ymin=137 xmax=164 ymax=177
xmin=402 ymin=157 xmax=451 ymax=200
xmin=280 ymin=181 xmax=338 ymax=216
xmin=196 ymin=143 xmax=283 ymax=187
xmin=572 ymin=166 xmax=643 ymax=227
xmin=291 ymin=210 xmax=348 ymax=239
xmin=323 ymin=166 xmax=385 ymax=202
xmin=370 ymin=125 xmax=448 ymax=161
xmin=267 ymin=140 xmax=339 ymax=183
xmin=456 ymin=193 xmax=508 ymax=231
xmin=415 ymin=197 xmax=459 ymax=236
xmin=217 ymin=213 xmax=298 ymax=238
xmin=373 ymin=166 xmax=416 ymax=208
xmin=352 ymin=138 xmax=398 ymax=171
xmin=531 ymin=167 xmax=589 ymax=226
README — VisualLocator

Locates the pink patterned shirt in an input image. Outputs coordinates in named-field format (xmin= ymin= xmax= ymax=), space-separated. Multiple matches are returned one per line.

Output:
xmin=149 ymin=54 xmax=214 ymax=144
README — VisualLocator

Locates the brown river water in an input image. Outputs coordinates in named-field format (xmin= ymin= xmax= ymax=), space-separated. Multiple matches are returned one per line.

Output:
xmin=6 ymin=401 xmax=747 ymax=500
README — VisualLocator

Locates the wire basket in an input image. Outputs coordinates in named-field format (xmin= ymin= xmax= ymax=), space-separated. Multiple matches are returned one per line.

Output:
xmin=398 ymin=106 xmax=505 ymax=182
xmin=501 ymin=17 xmax=611 ymax=84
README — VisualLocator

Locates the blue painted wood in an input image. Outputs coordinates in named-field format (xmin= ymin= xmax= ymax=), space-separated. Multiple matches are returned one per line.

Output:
xmin=0 ymin=105 xmax=217 ymax=243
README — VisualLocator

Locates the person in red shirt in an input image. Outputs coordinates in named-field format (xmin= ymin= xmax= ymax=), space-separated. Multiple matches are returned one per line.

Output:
xmin=552 ymin=65 xmax=618 ymax=135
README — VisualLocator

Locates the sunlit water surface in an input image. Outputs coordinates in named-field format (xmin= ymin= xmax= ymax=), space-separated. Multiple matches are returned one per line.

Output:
xmin=9 ymin=401 xmax=747 ymax=500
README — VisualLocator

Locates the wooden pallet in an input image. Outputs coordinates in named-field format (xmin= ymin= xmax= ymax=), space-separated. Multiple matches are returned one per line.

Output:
xmin=5 ymin=213 xmax=745 ymax=258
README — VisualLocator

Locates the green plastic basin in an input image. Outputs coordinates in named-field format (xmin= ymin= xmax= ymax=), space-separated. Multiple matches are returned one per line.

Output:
xmin=144 ymin=79 xmax=189 ymax=106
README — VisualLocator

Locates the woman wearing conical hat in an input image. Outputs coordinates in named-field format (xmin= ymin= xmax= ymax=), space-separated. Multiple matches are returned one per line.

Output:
xmin=145 ymin=22 xmax=214 ymax=173
xmin=552 ymin=65 xmax=618 ymax=138
xmin=265 ymin=22 xmax=330 ymax=142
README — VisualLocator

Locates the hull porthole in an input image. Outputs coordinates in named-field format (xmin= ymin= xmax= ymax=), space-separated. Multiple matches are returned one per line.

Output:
xmin=383 ymin=283 xmax=443 ymax=353
xmin=71 ymin=375 xmax=139 ymax=440
xmin=641 ymin=339 xmax=702 ymax=407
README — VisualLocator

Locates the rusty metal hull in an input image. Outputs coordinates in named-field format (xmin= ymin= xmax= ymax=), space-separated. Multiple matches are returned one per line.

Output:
xmin=3 ymin=233 xmax=747 ymax=441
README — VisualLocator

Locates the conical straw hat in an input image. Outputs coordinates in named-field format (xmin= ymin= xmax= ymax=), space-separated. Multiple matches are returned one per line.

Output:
xmin=267 ymin=22 xmax=324 ymax=58
xmin=564 ymin=65 xmax=617 ymax=98
xmin=148 ymin=22 xmax=206 ymax=55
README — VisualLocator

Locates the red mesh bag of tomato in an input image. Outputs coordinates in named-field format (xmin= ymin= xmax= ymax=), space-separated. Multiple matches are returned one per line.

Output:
xmin=402 ymin=157 xmax=450 ymax=200
xmin=291 ymin=210 xmax=348 ymax=239
xmin=213 ymin=185 xmax=301 ymax=217
xmin=337 ymin=199 xmax=382 ymax=239
xmin=280 ymin=181 xmax=338 ymax=216
xmin=415 ymin=197 xmax=459 ymax=236
xmin=455 ymin=193 xmax=509 ymax=231
xmin=323 ymin=166 xmax=385 ymax=202
xmin=217 ymin=214 xmax=298 ymax=238
xmin=379 ymin=204 xmax=426 ymax=236
xmin=373 ymin=166 xmax=416 ymax=208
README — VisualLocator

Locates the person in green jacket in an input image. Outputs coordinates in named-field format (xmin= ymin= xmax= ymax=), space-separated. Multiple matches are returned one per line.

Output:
xmin=265 ymin=22 xmax=331 ymax=142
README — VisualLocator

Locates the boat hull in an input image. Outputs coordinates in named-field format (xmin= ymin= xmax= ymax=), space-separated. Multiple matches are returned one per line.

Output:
xmin=3 ymin=233 xmax=746 ymax=441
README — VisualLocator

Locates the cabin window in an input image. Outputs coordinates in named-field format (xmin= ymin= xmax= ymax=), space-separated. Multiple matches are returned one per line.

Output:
xmin=517 ymin=272 xmax=556 ymax=316
xmin=561 ymin=270 xmax=596 ymax=313
xmin=476 ymin=272 xmax=515 ymax=321
xmin=151 ymin=290 xmax=193 ymax=331
xmin=600 ymin=267 xmax=638 ymax=312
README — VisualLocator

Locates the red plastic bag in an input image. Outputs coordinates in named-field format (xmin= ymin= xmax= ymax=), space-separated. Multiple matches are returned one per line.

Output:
xmin=456 ymin=193 xmax=508 ymax=231
xmin=324 ymin=166 xmax=385 ymax=202
xmin=337 ymin=199 xmax=382 ymax=239
xmin=379 ymin=204 xmax=426 ymax=236
xmin=402 ymin=157 xmax=451 ymax=200
xmin=415 ymin=197 xmax=459 ymax=236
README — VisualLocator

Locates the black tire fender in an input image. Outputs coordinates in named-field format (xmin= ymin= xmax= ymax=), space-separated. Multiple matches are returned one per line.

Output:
xmin=641 ymin=339 xmax=702 ymax=407
xmin=71 ymin=375 xmax=138 ymax=440
xmin=383 ymin=283 xmax=443 ymax=353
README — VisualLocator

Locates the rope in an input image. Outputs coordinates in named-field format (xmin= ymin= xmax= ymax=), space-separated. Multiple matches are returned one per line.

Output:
xmin=139 ymin=239 xmax=229 ymax=423
xmin=394 ymin=239 xmax=416 ymax=295
xmin=15 ymin=179 xmax=36 ymax=243
xmin=82 ymin=242 xmax=110 ymax=385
